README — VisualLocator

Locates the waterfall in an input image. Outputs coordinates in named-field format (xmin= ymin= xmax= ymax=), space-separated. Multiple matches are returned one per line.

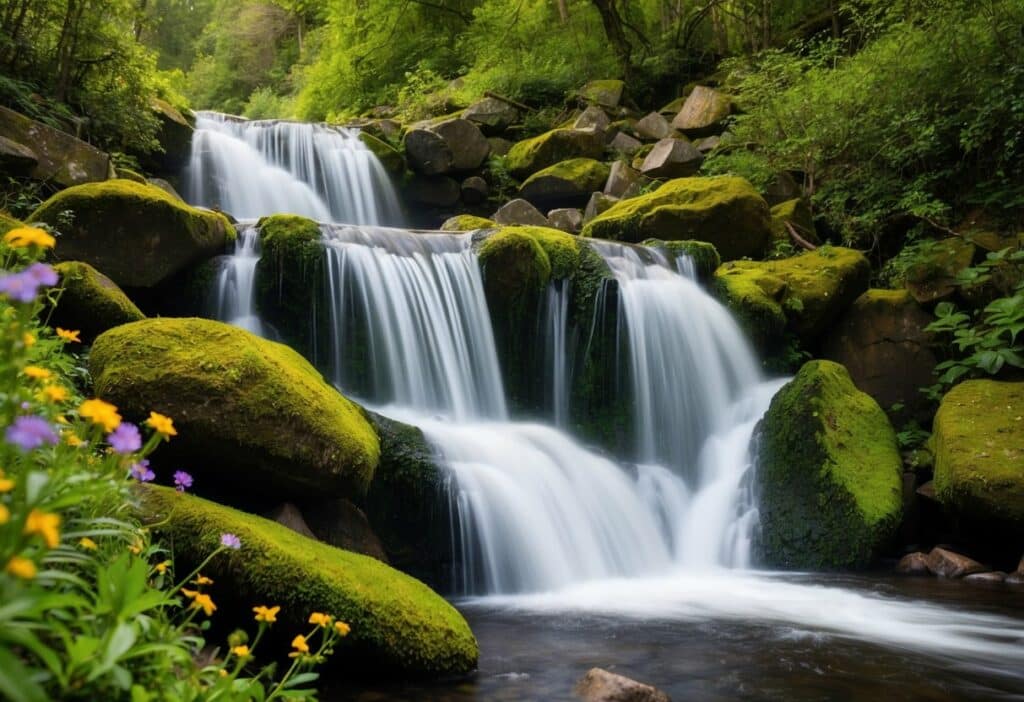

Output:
xmin=543 ymin=280 xmax=571 ymax=427
xmin=213 ymin=223 xmax=264 ymax=336
xmin=183 ymin=112 xmax=403 ymax=225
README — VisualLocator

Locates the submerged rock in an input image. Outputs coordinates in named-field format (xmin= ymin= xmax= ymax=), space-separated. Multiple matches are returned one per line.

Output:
xmin=505 ymin=128 xmax=605 ymax=178
xmin=925 ymin=547 xmax=986 ymax=578
xmin=574 ymin=667 xmax=671 ymax=702
xmin=49 ymin=261 xmax=145 ymax=342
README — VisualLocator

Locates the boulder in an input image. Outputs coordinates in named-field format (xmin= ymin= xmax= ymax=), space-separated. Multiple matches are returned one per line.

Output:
xmin=925 ymin=547 xmax=986 ymax=578
xmin=634 ymin=112 xmax=672 ymax=141
xmin=763 ymin=172 xmax=803 ymax=205
xmin=146 ymin=98 xmax=194 ymax=173
xmin=583 ymin=176 xmax=771 ymax=261
xmin=659 ymin=96 xmax=687 ymax=116
xmin=0 ymin=105 xmax=111 ymax=187
xmin=519 ymin=158 xmax=611 ymax=209
xmin=769 ymin=198 xmax=818 ymax=246
xmin=604 ymin=161 xmax=646 ymax=199
xmin=462 ymin=97 xmax=520 ymax=135
xmin=406 ymin=175 xmax=461 ymax=208
xmin=32 ymin=179 xmax=235 ymax=288
xmin=574 ymin=106 xmax=610 ymax=133
xmin=609 ymin=132 xmax=643 ymax=157
xmin=138 ymin=485 xmax=477 ymax=679
xmin=493 ymin=198 xmax=549 ymax=227
xmin=754 ymin=360 xmax=903 ymax=569
xmin=671 ymin=85 xmax=731 ymax=137
xmin=896 ymin=552 xmax=930 ymax=575
xmin=583 ymin=191 xmax=619 ymax=224
xmin=358 ymin=132 xmax=405 ymax=176
xmin=579 ymin=80 xmax=625 ymax=109
xmin=639 ymin=138 xmax=703 ymax=179
xmin=487 ymin=137 xmax=514 ymax=157
xmin=50 ymin=261 xmax=145 ymax=342
xmin=300 ymin=498 xmax=389 ymax=562
xmin=0 ymin=134 xmax=38 ymax=174
xmin=574 ymin=668 xmax=670 ymax=702
xmin=642 ymin=239 xmax=720 ymax=283
xmin=506 ymin=128 xmax=605 ymax=178
xmin=460 ymin=175 xmax=489 ymax=205
xmin=693 ymin=135 xmax=721 ymax=154
xmin=932 ymin=380 xmax=1024 ymax=531
xmin=822 ymin=290 xmax=937 ymax=420
xmin=266 ymin=502 xmax=317 ymax=540
xmin=548 ymin=208 xmax=584 ymax=234
xmin=904 ymin=238 xmax=976 ymax=304
xmin=404 ymin=129 xmax=453 ymax=175
xmin=115 ymin=168 xmax=147 ymax=184
xmin=432 ymin=118 xmax=490 ymax=171
xmin=90 ymin=317 xmax=380 ymax=499
xmin=442 ymin=214 xmax=496 ymax=231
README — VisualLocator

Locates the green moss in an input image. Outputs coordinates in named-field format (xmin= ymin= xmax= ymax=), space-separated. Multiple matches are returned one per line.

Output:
xmin=713 ymin=264 xmax=788 ymax=352
xmin=90 ymin=317 xmax=379 ymax=499
xmin=505 ymin=128 xmax=605 ymax=178
xmin=520 ymin=158 xmax=611 ymax=193
xmin=50 ymin=261 xmax=145 ymax=342
xmin=769 ymin=198 xmax=817 ymax=244
xmin=643 ymin=239 xmax=720 ymax=282
xmin=579 ymin=80 xmax=625 ymax=107
xmin=138 ymin=485 xmax=477 ymax=678
xmin=441 ymin=215 xmax=496 ymax=231
xmin=358 ymin=131 xmax=405 ymax=176
xmin=582 ymin=176 xmax=771 ymax=261
xmin=115 ymin=168 xmax=147 ymax=184
xmin=755 ymin=360 xmax=903 ymax=569
xmin=904 ymin=237 xmax=976 ymax=303
xmin=933 ymin=380 xmax=1024 ymax=526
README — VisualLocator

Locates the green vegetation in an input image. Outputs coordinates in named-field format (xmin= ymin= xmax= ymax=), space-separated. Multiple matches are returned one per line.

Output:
xmin=49 ymin=261 xmax=146 ymax=343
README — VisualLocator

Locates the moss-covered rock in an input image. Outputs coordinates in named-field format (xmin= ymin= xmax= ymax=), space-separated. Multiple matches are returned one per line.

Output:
xmin=138 ymin=485 xmax=477 ymax=679
xmin=358 ymin=131 xmax=405 ymax=176
xmin=713 ymin=264 xmax=788 ymax=353
xmin=579 ymin=80 xmax=625 ymax=108
xmin=582 ymin=176 xmax=771 ymax=261
xmin=519 ymin=158 xmax=611 ymax=209
xmin=754 ymin=360 xmax=903 ymax=569
xmin=441 ymin=215 xmax=496 ymax=231
xmin=144 ymin=98 xmax=194 ymax=174
xmin=932 ymin=380 xmax=1024 ymax=531
xmin=32 ymin=179 xmax=235 ymax=288
xmin=50 ymin=261 xmax=145 ymax=342
xmin=505 ymin=128 xmax=605 ymax=178
xmin=904 ymin=237 xmax=976 ymax=304
xmin=90 ymin=317 xmax=379 ymax=499
xmin=769 ymin=198 xmax=818 ymax=245
xmin=642 ymin=239 xmax=720 ymax=283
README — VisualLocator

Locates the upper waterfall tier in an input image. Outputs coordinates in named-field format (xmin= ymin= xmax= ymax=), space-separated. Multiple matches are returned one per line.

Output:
xmin=183 ymin=112 xmax=403 ymax=225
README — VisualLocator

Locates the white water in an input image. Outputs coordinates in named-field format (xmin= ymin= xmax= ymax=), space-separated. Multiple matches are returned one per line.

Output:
xmin=543 ymin=280 xmax=571 ymax=427
xmin=183 ymin=112 xmax=403 ymax=224
xmin=213 ymin=223 xmax=264 ymax=335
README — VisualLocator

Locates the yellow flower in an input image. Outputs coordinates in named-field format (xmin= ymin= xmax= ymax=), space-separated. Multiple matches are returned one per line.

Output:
xmin=146 ymin=411 xmax=177 ymax=438
xmin=333 ymin=620 xmax=351 ymax=637
xmin=0 ymin=470 xmax=13 ymax=493
xmin=5 ymin=556 xmax=37 ymax=579
xmin=193 ymin=574 xmax=214 ymax=586
xmin=308 ymin=612 xmax=331 ymax=627
xmin=288 ymin=634 xmax=309 ymax=658
xmin=22 ymin=332 xmax=35 ymax=348
xmin=231 ymin=645 xmax=250 ymax=658
xmin=181 ymin=587 xmax=198 ymax=600
xmin=190 ymin=592 xmax=216 ymax=616
xmin=78 ymin=537 xmax=98 ymax=551
xmin=4 ymin=227 xmax=55 ymax=249
xmin=0 ymin=504 xmax=8 ymax=524
xmin=64 ymin=432 xmax=83 ymax=447
xmin=253 ymin=605 xmax=280 ymax=623
xmin=23 ymin=366 xmax=51 ymax=381
xmin=128 ymin=540 xmax=142 ymax=555
xmin=79 ymin=399 xmax=122 ymax=432
xmin=218 ymin=669 xmax=228 ymax=678
xmin=55 ymin=328 xmax=80 ymax=343
xmin=24 ymin=509 xmax=61 ymax=548
xmin=154 ymin=560 xmax=171 ymax=574
xmin=41 ymin=385 xmax=69 ymax=403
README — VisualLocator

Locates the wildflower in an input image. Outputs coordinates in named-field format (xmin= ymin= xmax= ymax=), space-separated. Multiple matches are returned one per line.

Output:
xmin=146 ymin=411 xmax=177 ymax=438
xmin=6 ymin=416 xmax=59 ymax=452
xmin=219 ymin=669 xmax=228 ymax=678
xmin=22 ymin=332 xmax=35 ymax=347
xmin=55 ymin=328 xmax=80 ymax=343
xmin=154 ymin=560 xmax=171 ymax=574
xmin=190 ymin=592 xmax=216 ymax=616
xmin=231 ymin=645 xmax=251 ymax=659
xmin=107 ymin=422 xmax=141 ymax=454
xmin=288 ymin=634 xmax=309 ymax=658
xmin=24 ymin=509 xmax=61 ymax=548
xmin=0 ymin=504 xmax=8 ymax=524
xmin=64 ymin=432 xmax=84 ymax=448
xmin=173 ymin=470 xmax=193 ymax=492
xmin=181 ymin=587 xmax=199 ymax=600
xmin=0 ymin=470 xmax=13 ymax=492
xmin=78 ymin=537 xmax=98 ymax=551
xmin=220 ymin=533 xmax=240 ymax=550
xmin=41 ymin=385 xmax=68 ymax=403
xmin=129 ymin=459 xmax=155 ymax=482
xmin=4 ymin=227 xmax=55 ymax=249
xmin=5 ymin=556 xmax=37 ymax=580
xmin=308 ymin=612 xmax=331 ymax=627
xmin=334 ymin=620 xmax=351 ymax=637
xmin=23 ymin=366 xmax=51 ymax=380
xmin=0 ymin=271 xmax=40 ymax=303
xmin=128 ymin=540 xmax=142 ymax=555
xmin=80 ymin=399 xmax=122 ymax=432
xmin=193 ymin=574 xmax=214 ymax=586
xmin=253 ymin=605 xmax=280 ymax=623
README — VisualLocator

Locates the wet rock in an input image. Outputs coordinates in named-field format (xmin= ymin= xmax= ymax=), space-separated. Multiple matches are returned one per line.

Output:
xmin=634 ymin=112 xmax=672 ymax=141
xmin=926 ymin=547 xmax=986 ymax=578
xmin=266 ymin=502 xmax=317 ymax=540
xmin=610 ymin=132 xmax=643 ymax=156
xmin=0 ymin=105 xmax=111 ymax=187
xmin=574 ymin=667 xmax=670 ymax=702
xmin=639 ymin=138 xmax=703 ymax=179
xmin=964 ymin=571 xmax=1006 ymax=584
xmin=463 ymin=97 xmax=520 ymax=135
xmin=897 ymin=552 xmax=931 ymax=575
xmin=405 ymin=175 xmax=461 ymax=207
xmin=461 ymin=175 xmax=489 ymax=204
xmin=548 ymin=208 xmax=583 ymax=234
xmin=671 ymin=85 xmax=732 ymax=137
xmin=493 ymin=198 xmax=549 ymax=227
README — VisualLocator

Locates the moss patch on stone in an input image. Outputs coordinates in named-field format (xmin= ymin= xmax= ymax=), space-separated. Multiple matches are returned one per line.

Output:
xmin=643 ymin=239 xmax=720 ymax=282
xmin=505 ymin=128 xmax=605 ymax=178
xmin=520 ymin=158 xmax=610 ymax=195
xmin=51 ymin=261 xmax=145 ymax=342
xmin=441 ymin=215 xmax=496 ymax=231
xmin=358 ymin=131 xmax=405 ymax=176
xmin=754 ymin=360 xmax=903 ymax=569
xmin=138 ymin=485 xmax=477 ymax=679
xmin=769 ymin=198 xmax=818 ymax=244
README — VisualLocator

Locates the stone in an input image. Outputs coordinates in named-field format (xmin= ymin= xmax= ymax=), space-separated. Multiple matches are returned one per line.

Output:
xmin=146 ymin=178 xmax=183 ymax=201
xmin=266 ymin=502 xmax=317 ymax=540
xmin=487 ymin=137 xmax=514 ymax=156
xmin=693 ymin=135 xmax=721 ymax=153
xmin=404 ymin=128 xmax=454 ymax=175
xmin=583 ymin=191 xmax=619 ymax=224
xmin=896 ymin=552 xmax=930 ymax=575
xmin=1008 ymin=571 xmax=1024 ymax=586
xmin=519 ymin=158 xmax=611 ymax=209
xmin=671 ymin=85 xmax=732 ymax=137
xmin=754 ymin=360 xmax=903 ymax=569
xmin=574 ymin=668 xmax=670 ymax=702
xmin=493 ymin=198 xmax=549 ymax=227
xmin=964 ymin=571 xmax=1006 ymax=584
xmin=0 ymin=105 xmax=111 ymax=187
xmin=460 ymin=175 xmax=490 ymax=205
xmin=904 ymin=237 xmax=976 ymax=304
xmin=432 ymin=118 xmax=490 ymax=171
xmin=32 ymin=179 xmax=235 ymax=289
xmin=548 ymin=208 xmax=584 ymax=234
xmin=609 ymin=132 xmax=643 ymax=156
xmin=146 ymin=98 xmax=194 ymax=173
xmin=0 ymin=134 xmax=38 ymax=174
xmin=574 ymin=106 xmax=611 ymax=133
xmin=49 ymin=261 xmax=146 ymax=343
xmin=764 ymin=172 xmax=803 ymax=205
xmin=926 ymin=547 xmax=986 ymax=578
xmin=639 ymin=138 xmax=703 ymax=179
xmin=505 ymin=128 xmax=606 ymax=178
xmin=634 ymin=112 xmax=672 ymax=141
xmin=604 ymin=161 xmax=646 ymax=199
xmin=442 ymin=214 xmax=496 ymax=231
xmin=579 ymin=80 xmax=625 ymax=109
xmin=358 ymin=132 xmax=405 ymax=175
xmin=405 ymin=175 xmax=461 ymax=208
xmin=463 ymin=97 xmax=520 ymax=135
xmin=300 ymin=498 xmax=389 ymax=562
xmin=769 ymin=198 xmax=819 ymax=245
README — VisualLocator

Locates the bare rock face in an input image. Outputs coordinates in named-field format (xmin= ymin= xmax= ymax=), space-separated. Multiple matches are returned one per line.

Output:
xmin=926 ymin=547 xmax=986 ymax=578
xmin=548 ymin=208 xmax=583 ymax=234
xmin=640 ymin=138 xmax=703 ymax=179
xmin=574 ymin=668 xmax=671 ymax=702
xmin=671 ymin=85 xmax=732 ymax=137
xmin=896 ymin=551 xmax=930 ymax=575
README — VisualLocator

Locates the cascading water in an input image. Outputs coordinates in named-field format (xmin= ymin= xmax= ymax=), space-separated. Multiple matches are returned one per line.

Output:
xmin=213 ymin=223 xmax=264 ymax=336
xmin=543 ymin=280 xmax=571 ymax=428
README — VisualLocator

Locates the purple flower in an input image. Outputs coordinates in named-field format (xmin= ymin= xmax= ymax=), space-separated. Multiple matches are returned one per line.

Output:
xmin=5 ymin=416 xmax=59 ymax=452
xmin=129 ymin=459 xmax=155 ymax=482
xmin=0 ymin=271 xmax=40 ymax=303
xmin=24 ymin=263 xmax=58 ymax=287
xmin=173 ymin=470 xmax=193 ymax=492
xmin=107 ymin=422 xmax=142 ymax=454
xmin=220 ymin=533 xmax=241 ymax=550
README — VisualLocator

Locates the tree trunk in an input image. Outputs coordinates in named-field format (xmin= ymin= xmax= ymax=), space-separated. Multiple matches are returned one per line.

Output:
xmin=556 ymin=0 xmax=569 ymax=23
xmin=589 ymin=0 xmax=633 ymax=79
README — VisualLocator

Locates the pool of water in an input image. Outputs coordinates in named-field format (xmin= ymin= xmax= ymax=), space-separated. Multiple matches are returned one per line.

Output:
xmin=333 ymin=572 xmax=1024 ymax=701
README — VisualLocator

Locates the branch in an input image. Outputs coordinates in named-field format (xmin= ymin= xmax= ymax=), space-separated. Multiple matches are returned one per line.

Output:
xmin=483 ymin=91 xmax=533 ymax=113
xmin=406 ymin=0 xmax=472 ymax=23
xmin=785 ymin=220 xmax=817 ymax=251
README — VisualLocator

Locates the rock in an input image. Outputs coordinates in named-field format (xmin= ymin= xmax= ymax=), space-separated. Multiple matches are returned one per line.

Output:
xmin=493 ymin=198 xmax=549 ymax=227
xmin=49 ymin=261 xmax=145 ymax=343
xmin=642 ymin=239 xmax=720 ymax=283
xmin=659 ymin=96 xmax=687 ymax=116
xmin=90 ymin=317 xmax=380 ymax=500
xmin=358 ymin=132 xmax=405 ymax=176
xmin=487 ymin=137 xmax=514 ymax=157
xmin=583 ymin=176 xmax=771 ymax=261
xmin=583 ymin=191 xmax=619 ymax=224
xmin=604 ymin=161 xmax=646 ymax=199
xmin=463 ymin=97 xmax=520 ymax=135
xmin=403 ymin=129 xmax=453 ymax=175
xmin=574 ymin=668 xmax=670 ymax=702
xmin=925 ymin=547 xmax=986 ymax=578
xmin=32 ymin=179 xmax=235 ymax=289
xmin=964 ymin=571 xmax=1006 ymax=584
xmin=506 ymin=128 xmax=605 ymax=178
xmin=519 ymin=158 xmax=611 ymax=209
xmin=904 ymin=237 xmax=976 ymax=304
xmin=460 ymin=175 xmax=489 ymax=204
xmin=432 ymin=118 xmax=490 ymax=171
xmin=763 ymin=172 xmax=803 ymax=205
xmin=896 ymin=552 xmax=931 ymax=575
xmin=359 ymin=118 xmax=402 ymax=141
xmin=0 ymin=134 xmax=38 ymax=174
xmin=754 ymin=360 xmax=903 ymax=569
xmin=266 ymin=502 xmax=317 ymax=540
xmin=916 ymin=480 xmax=937 ymax=501
xmin=138 ymin=485 xmax=477 ymax=679
xmin=579 ymin=80 xmax=625 ymax=109
xmin=671 ymin=85 xmax=732 ymax=137
xmin=634 ymin=112 xmax=672 ymax=141
xmin=146 ymin=98 xmax=194 ymax=174
xmin=300 ymin=498 xmax=389 ymax=562
xmin=405 ymin=175 xmax=461 ymax=208
xmin=693 ymin=135 xmax=721 ymax=154
xmin=822 ymin=290 xmax=937 ymax=421
xmin=769 ymin=198 xmax=818 ymax=245
xmin=442 ymin=214 xmax=496 ymax=231
xmin=146 ymin=177 xmax=183 ymax=201
xmin=932 ymin=380 xmax=1024 ymax=530
xmin=574 ymin=106 xmax=611 ymax=133
xmin=0 ymin=105 xmax=111 ymax=187
xmin=548 ymin=208 xmax=584 ymax=234
xmin=609 ymin=132 xmax=643 ymax=157
xmin=639 ymin=138 xmax=703 ymax=179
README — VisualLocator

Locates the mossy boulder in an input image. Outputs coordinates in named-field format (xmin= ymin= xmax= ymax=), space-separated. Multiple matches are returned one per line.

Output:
xmin=519 ymin=158 xmax=611 ymax=209
xmin=932 ymin=380 xmax=1024 ymax=531
xmin=505 ymin=128 xmax=605 ymax=178
xmin=0 ymin=105 xmax=112 ymax=186
xmin=579 ymin=80 xmax=625 ymax=108
xmin=441 ymin=214 xmax=496 ymax=231
xmin=904 ymin=237 xmax=976 ymax=304
xmin=144 ymin=98 xmax=194 ymax=174
xmin=32 ymin=179 xmax=235 ymax=288
xmin=769 ymin=198 xmax=818 ymax=245
xmin=358 ymin=131 xmax=405 ymax=176
xmin=713 ymin=264 xmax=788 ymax=353
xmin=754 ymin=360 xmax=903 ymax=569
xmin=582 ymin=176 xmax=771 ymax=261
xmin=642 ymin=239 xmax=720 ymax=283
xmin=138 ymin=485 xmax=477 ymax=679
xmin=90 ymin=317 xmax=379 ymax=499
xmin=671 ymin=86 xmax=732 ymax=137
xmin=50 ymin=261 xmax=145 ymax=342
